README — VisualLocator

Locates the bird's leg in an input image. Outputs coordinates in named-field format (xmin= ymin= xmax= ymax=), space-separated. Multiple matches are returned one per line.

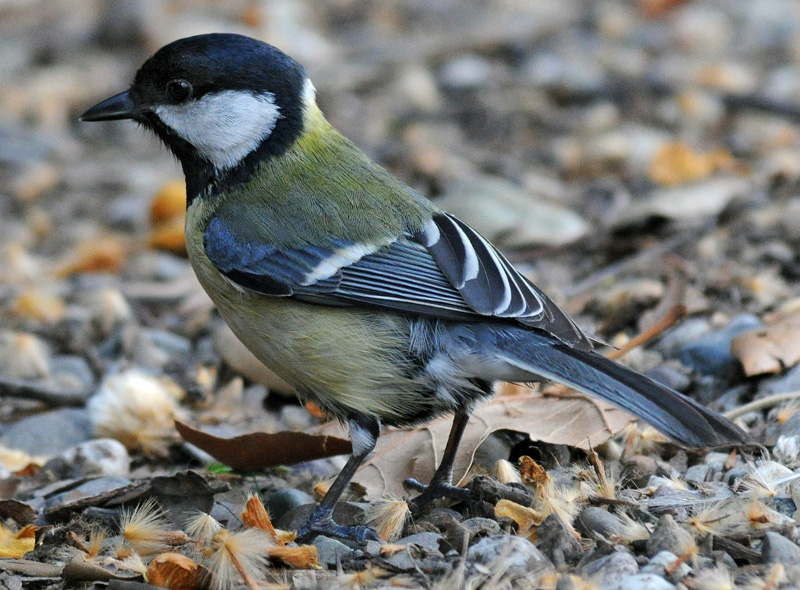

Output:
xmin=296 ymin=415 xmax=380 ymax=543
xmin=406 ymin=411 xmax=472 ymax=514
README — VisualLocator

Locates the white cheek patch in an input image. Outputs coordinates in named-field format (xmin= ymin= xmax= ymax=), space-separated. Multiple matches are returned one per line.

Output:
xmin=155 ymin=90 xmax=281 ymax=171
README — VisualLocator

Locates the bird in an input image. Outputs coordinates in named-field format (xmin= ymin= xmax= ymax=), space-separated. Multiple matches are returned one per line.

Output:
xmin=81 ymin=33 xmax=749 ymax=542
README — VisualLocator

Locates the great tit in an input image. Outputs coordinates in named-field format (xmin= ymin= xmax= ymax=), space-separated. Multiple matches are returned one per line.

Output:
xmin=82 ymin=33 xmax=748 ymax=542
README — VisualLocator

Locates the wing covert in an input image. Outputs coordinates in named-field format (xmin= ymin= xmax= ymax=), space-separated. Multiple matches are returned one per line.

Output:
xmin=203 ymin=211 xmax=591 ymax=348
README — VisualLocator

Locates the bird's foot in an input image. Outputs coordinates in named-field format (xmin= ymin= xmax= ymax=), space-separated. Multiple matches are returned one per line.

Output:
xmin=404 ymin=478 xmax=471 ymax=514
xmin=295 ymin=507 xmax=380 ymax=544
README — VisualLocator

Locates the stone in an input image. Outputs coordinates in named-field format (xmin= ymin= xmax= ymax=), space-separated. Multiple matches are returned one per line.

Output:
xmin=266 ymin=488 xmax=315 ymax=523
xmin=312 ymin=535 xmax=355 ymax=567
xmin=761 ymin=531 xmax=800 ymax=565
xmin=641 ymin=550 xmax=691 ymax=581
xmin=646 ymin=515 xmax=696 ymax=557
xmin=579 ymin=547 xmax=638 ymax=588
xmin=44 ymin=438 xmax=130 ymax=479
xmin=575 ymin=506 xmax=620 ymax=539
xmin=1 ymin=408 xmax=92 ymax=456
xmin=611 ymin=573 xmax=676 ymax=590
xmin=678 ymin=314 xmax=761 ymax=376
xmin=467 ymin=535 xmax=553 ymax=579
xmin=537 ymin=514 xmax=583 ymax=568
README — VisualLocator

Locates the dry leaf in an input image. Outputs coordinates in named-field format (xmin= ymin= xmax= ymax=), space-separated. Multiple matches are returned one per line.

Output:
xmin=150 ymin=180 xmax=186 ymax=225
xmin=149 ymin=217 xmax=187 ymax=256
xmin=318 ymin=389 xmax=631 ymax=500
xmin=650 ymin=142 xmax=735 ymax=186
xmin=519 ymin=456 xmax=549 ymax=488
xmin=731 ymin=310 xmax=800 ymax=375
xmin=175 ymin=421 xmax=352 ymax=470
xmin=241 ymin=495 xmax=278 ymax=540
xmin=494 ymin=499 xmax=544 ymax=536
xmin=0 ymin=523 xmax=36 ymax=558
xmin=57 ymin=236 xmax=128 ymax=277
xmin=147 ymin=552 xmax=210 ymax=590
xmin=266 ymin=545 xmax=320 ymax=569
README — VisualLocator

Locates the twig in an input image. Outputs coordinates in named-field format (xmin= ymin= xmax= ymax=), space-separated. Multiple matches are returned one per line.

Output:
xmin=606 ymin=304 xmax=687 ymax=361
xmin=0 ymin=376 xmax=89 ymax=407
xmin=723 ymin=391 xmax=800 ymax=420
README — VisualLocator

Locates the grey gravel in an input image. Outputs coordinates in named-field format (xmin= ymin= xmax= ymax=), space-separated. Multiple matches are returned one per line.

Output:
xmin=44 ymin=438 xmax=130 ymax=479
xmin=467 ymin=535 xmax=553 ymax=579
xmin=1 ymin=408 xmax=93 ymax=455
xmin=579 ymin=547 xmax=639 ymax=589
xmin=761 ymin=531 xmax=800 ymax=565
xmin=537 ymin=514 xmax=583 ymax=568
xmin=575 ymin=506 xmax=621 ymax=539
xmin=313 ymin=535 xmax=355 ymax=567
xmin=642 ymin=550 xmax=692 ymax=581
xmin=611 ymin=573 xmax=676 ymax=590
xmin=646 ymin=514 xmax=696 ymax=557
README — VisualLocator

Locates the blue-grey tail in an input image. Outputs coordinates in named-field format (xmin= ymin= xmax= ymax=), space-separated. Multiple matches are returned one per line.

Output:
xmin=489 ymin=328 xmax=749 ymax=447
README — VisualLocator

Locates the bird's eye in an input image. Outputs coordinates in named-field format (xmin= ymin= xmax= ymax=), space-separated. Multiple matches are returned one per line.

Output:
xmin=166 ymin=79 xmax=193 ymax=103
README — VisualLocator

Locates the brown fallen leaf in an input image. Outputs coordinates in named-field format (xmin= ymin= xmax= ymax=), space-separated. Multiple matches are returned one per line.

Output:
xmin=147 ymin=553 xmax=210 ymax=590
xmin=175 ymin=421 xmax=352 ymax=471
xmin=731 ymin=309 xmax=800 ymax=376
xmin=318 ymin=390 xmax=632 ymax=500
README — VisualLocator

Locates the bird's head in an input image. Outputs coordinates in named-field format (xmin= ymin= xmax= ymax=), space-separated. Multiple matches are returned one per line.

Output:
xmin=81 ymin=33 xmax=314 ymax=198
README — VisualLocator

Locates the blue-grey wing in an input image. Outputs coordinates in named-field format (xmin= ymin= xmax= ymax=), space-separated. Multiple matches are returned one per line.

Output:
xmin=203 ymin=212 xmax=590 ymax=348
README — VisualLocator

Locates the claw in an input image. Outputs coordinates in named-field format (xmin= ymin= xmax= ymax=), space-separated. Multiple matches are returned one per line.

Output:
xmin=405 ymin=478 xmax=471 ymax=514
xmin=296 ymin=507 xmax=380 ymax=544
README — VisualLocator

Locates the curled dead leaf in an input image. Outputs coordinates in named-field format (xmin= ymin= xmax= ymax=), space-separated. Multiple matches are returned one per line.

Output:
xmin=731 ymin=310 xmax=800 ymax=376
xmin=494 ymin=499 xmax=544 ymax=537
xmin=318 ymin=389 xmax=632 ymax=500
xmin=175 ymin=421 xmax=352 ymax=471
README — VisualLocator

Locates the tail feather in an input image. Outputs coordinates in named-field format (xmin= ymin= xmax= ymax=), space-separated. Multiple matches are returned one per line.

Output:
xmin=493 ymin=330 xmax=749 ymax=447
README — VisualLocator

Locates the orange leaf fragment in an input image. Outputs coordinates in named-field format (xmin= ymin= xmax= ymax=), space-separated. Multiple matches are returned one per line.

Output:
xmin=150 ymin=180 xmax=186 ymax=225
xmin=650 ymin=142 xmax=735 ymax=186
xmin=147 ymin=552 xmax=210 ymax=590
xmin=519 ymin=456 xmax=549 ymax=488
xmin=241 ymin=496 xmax=278 ymax=540
xmin=149 ymin=216 xmax=187 ymax=256
xmin=11 ymin=288 xmax=65 ymax=323
xmin=0 ymin=523 xmax=37 ymax=558
xmin=57 ymin=237 xmax=128 ymax=277
xmin=266 ymin=545 xmax=320 ymax=569
xmin=175 ymin=421 xmax=352 ymax=471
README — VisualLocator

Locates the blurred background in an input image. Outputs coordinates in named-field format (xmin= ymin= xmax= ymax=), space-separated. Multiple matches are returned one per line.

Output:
xmin=3 ymin=0 xmax=800 ymax=457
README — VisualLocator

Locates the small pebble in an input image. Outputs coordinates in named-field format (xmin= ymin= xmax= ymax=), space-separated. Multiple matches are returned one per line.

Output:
xmin=537 ymin=514 xmax=583 ymax=568
xmin=685 ymin=464 xmax=710 ymax=483
xmin=678 ymin=314 xmax=761 ymax=376
xmin=266 ymin=488 xmax=315 ymax=524
xmin=467 ymin=535 xmax=553 ymax=579
xmin=642 ymin=550 xmax=691 ymax=581
xmin=2 ymin=408 xmax=93 ymax=456
xmin=44 ymin=438 xmax=130 ymax=479
xmin=646 ymin=515 xmax=696 ymax=558
xmin=48 ymin=355 xmax=95 ymax=395
xmin=579 ymin=547 xmax=639 ymax=588
xmin=575 ymin=506 xmax=621 ymax=539
xmin=761 ymin=531 xmax=800 ymax=565
xmin=313 ymin=535 xmax=355 ymax=567
xmin=611 ymin=573 xmax=676 ymax=590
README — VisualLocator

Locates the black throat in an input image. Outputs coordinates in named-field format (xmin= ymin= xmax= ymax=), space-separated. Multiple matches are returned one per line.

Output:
xmin=141 ymin=98 xmax=304 ymax=207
